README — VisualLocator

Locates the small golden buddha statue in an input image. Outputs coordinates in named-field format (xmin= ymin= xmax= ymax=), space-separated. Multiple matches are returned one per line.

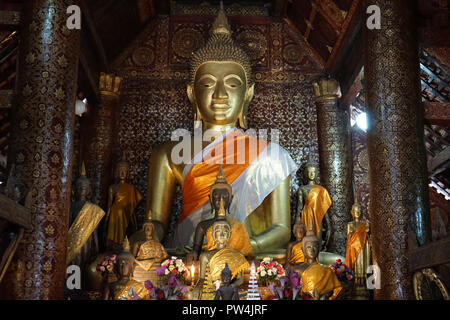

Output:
xmin=188 ymin=219 xmax=249 ymax=300
xmin=285 ymin=218 xmax=307 ymax=270
xmin=105 ymin=152 xmax=143 ymax=249
xmin=132 ymin=210 xmax=168 ymax=271
xmin=188 ymin=165 xmax=252 ymax=262
xmin=146 ymin=8 xmax=297 ymax=254
xmin=297 ymin=228 xmax=342 ymax=300
xmin=345 ymin=200 xmax=370 ymax=285
xmin=103 ymin=237 xmax=147 ymax=300
xmin=67 ymin=162 xmax=105 ymax=266
xmin=297 ymin=154 xmax=331 ymax=246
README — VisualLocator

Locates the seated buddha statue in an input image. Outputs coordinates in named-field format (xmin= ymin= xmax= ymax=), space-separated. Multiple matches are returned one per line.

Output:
xmin=345 ymin=200 xmax=370 ymax=285
xmin=103 ymin=237 xmax=147 ymax=300
xmin=188 ymin=219 xmax=249 ymax=300
xmin=297 ymin=228 xmax=342 ymax=300
xmin=146 ymin=8 xmax=297 ymax=255
xmin=285 ymin=218 xmax=307 ymax=270
xmin=187 ymin=165 xmax=252 ymax=262
xmin=214 ymin=263 xmax=239 ymax=300
xmin=105 ymin=153 xmax=143 ymax=250
xmin=297 ymin=155 xmax=331 ymax=247
xmin=67 ymin=162 xmax=105 ymax=267
xmin=131 ymin=210 xmax=168 ymax=272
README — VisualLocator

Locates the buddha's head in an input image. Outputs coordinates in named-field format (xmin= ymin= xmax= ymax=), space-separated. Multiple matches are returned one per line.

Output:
xmin=188 ymin=9 xmax=254 ymax=129
xmin=143 ymin=221 xmax=154 ymax=240
xmin=351 ymin=201 xmax=362 ymax=221
xmin=304 ymin=155 xmax=319 ymax=184
xmin=75 ymin=162 xmax=90 ymax=201
xmin=116 ymin=237 xmax=134 ymax=279
xmin=293 ymin=221 xmax=307 ymax=242
xmin=221 ymin=263 xmax=232 ymax=284
xmin=116 ymin=152 xmax=130 ymax=182
xmin=212 ymin=219 xmax=231 ymax=249
xmin=302 ymin=230 xmax=320 ymax=262
xmin=210 ymin=165 xmax=232 ymax=216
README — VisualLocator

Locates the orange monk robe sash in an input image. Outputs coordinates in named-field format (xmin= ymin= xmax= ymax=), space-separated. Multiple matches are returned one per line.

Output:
xmin=301 ymin=185 xmax=332 ymax=235
xmin=345 ymin=222 xmax=368 ymax=270
xmin=180 ymin=132 xmax=268 ymax=224
xmin=289 ymin=241 xmax=304 ymax=264
xmin=203 ymin=216 xmax=253 ymax=257
xmin=301 ymin=263 xmax=342 ymax=300
xmin=106 ymin=183 xmax=143 ymax=245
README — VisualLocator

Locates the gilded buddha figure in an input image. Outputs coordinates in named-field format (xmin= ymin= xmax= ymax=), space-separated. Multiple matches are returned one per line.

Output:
xmin=67 ymin=162 xmax=105 ymax=266
xmin=285 ymin=217 xmax=307 ymax=269
xmin=297 ymin=155 xmax=331 ymax=247
xmin=345 ymin=200 xmax=370 ymax=285
xmin=146 ymin=8 xmax=297 ymax=254
xmin=105 ymin=153 xmax=143 ymax=249
xmin=132 ymin=210 xmax=168 ymax=271
xmin=103 ymin=237 xmax=147 ymax=300
xmin=187 ymin=165 xmax=252 ymax=262
xmin=297 ymin=228 xmax=342 ymax=300
xmin=188 ymin=219 xmax=249 ymax=300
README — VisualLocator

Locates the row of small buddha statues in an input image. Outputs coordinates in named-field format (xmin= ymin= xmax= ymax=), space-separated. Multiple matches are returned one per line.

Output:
xmin=66 ymin=7 xmax=372 ymax=300
xmin=67 ymin=158 xmax=371 ymax=300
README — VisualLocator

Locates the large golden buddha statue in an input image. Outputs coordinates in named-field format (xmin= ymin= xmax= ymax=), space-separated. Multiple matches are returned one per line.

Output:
xmin=146 ymin=8 xmax=297 ymax=254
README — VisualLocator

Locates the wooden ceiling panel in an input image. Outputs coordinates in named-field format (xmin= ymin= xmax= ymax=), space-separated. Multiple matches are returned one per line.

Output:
xmin=308 ymin=27 xmax=332 ymax=61
xmin=313 ymin=10 xmax=339 ymax=45
xmin=333 ymin=0 xmax=353 ymax=11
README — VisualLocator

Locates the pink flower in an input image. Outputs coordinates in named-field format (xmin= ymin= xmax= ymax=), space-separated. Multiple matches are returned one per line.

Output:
xmin=111 ymin=254 xmax=117 ymax=259
xmin=347 ymin=274 xmax=353 ymax=280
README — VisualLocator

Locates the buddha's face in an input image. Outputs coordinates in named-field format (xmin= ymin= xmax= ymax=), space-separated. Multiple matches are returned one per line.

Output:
xmin=352 ymin=205 xmax=361 ymax=220
xmin=117 ymin=165 xmax=129 ymax=181
xmin=143 ymin=224 xmax=154 ymax=240
xmin=212 ymin=222 xmax=231 ymax=248
xmin=293 ymin=225 xmax=306 ymax=242
xmin=303 ymin=241 xmax=320 ymax=260
xmin=211 ymin=188 xmax=230 ymax=213
xmin=306 ymin=166 xmax=317 ymax=182
xmin=75 ymin=181 xmax=89 ymax=200
xmin=117 ymin=257 xmax=132 ymax=278
xmin=189 ymin=62 xmax=253 ymax=126
xmin=221 ymin=273 xmax=231 ymax=284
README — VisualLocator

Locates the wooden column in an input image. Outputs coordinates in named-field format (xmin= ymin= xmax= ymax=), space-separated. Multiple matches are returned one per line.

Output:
xmin=2 ymin=0 xmax=80 ymax=299
xmin=364 ymin=0 xmax=432 ymax=299
xmin=313 ymin=78 xmax=354 ymax=256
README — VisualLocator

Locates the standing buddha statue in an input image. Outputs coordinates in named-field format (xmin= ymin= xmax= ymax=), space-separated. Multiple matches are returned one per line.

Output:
xmin=67 ymin=162 xmax=105 ymax=266
xmin=298 ymin=226 xmax=342 ymax=300
xmin=105 ymin=153 xmax=143 ymax=250
xmin=297 ymin=154 xmax=332 ymax=247
xmin=188 ymin=165 xmax=252 ymax=262
xmin=345 ymin=200 xmax=370 ymax=285
xmin=146 ymin=7 xmax=297 ymax=254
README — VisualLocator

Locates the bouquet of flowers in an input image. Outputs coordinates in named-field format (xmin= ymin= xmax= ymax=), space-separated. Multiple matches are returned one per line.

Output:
xmin=95 ymin=254 xmax=116 ymax=275
xmin=329 ymin=259 xmax=354 ymax=282
xmin=156 ymin=256 xmax=189 ymax=282
xmin=122 ymin=275 xmax=189 ymax=300
xmin=267 ymin=269 xmax=303 ymax=300
xmin=256 ymin=257 xmax=285 ymax=285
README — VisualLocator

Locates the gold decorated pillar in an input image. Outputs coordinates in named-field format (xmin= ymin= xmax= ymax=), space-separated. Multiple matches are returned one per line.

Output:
xmin=313 ymin=78 xmax=354 ymax=256
xmin=364 ymin=0 xmax=431 ymax=299
xmin=83 ymin=73 xmax=122 ymax=210
xmin=2 ymin=0 xmax=80 ymax=299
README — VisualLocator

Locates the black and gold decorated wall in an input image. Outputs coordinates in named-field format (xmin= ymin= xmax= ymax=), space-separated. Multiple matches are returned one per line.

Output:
xmin=110 ymin=15 xmax=327 ymax=240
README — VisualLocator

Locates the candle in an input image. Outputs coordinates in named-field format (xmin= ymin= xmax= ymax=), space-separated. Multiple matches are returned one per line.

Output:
xmin=191 ymin=265 xmax=195 ymax=286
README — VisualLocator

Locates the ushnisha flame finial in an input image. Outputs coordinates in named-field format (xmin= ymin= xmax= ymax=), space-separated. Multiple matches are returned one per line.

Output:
xmin=210 ymin=164 xmax=232 ymax=197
